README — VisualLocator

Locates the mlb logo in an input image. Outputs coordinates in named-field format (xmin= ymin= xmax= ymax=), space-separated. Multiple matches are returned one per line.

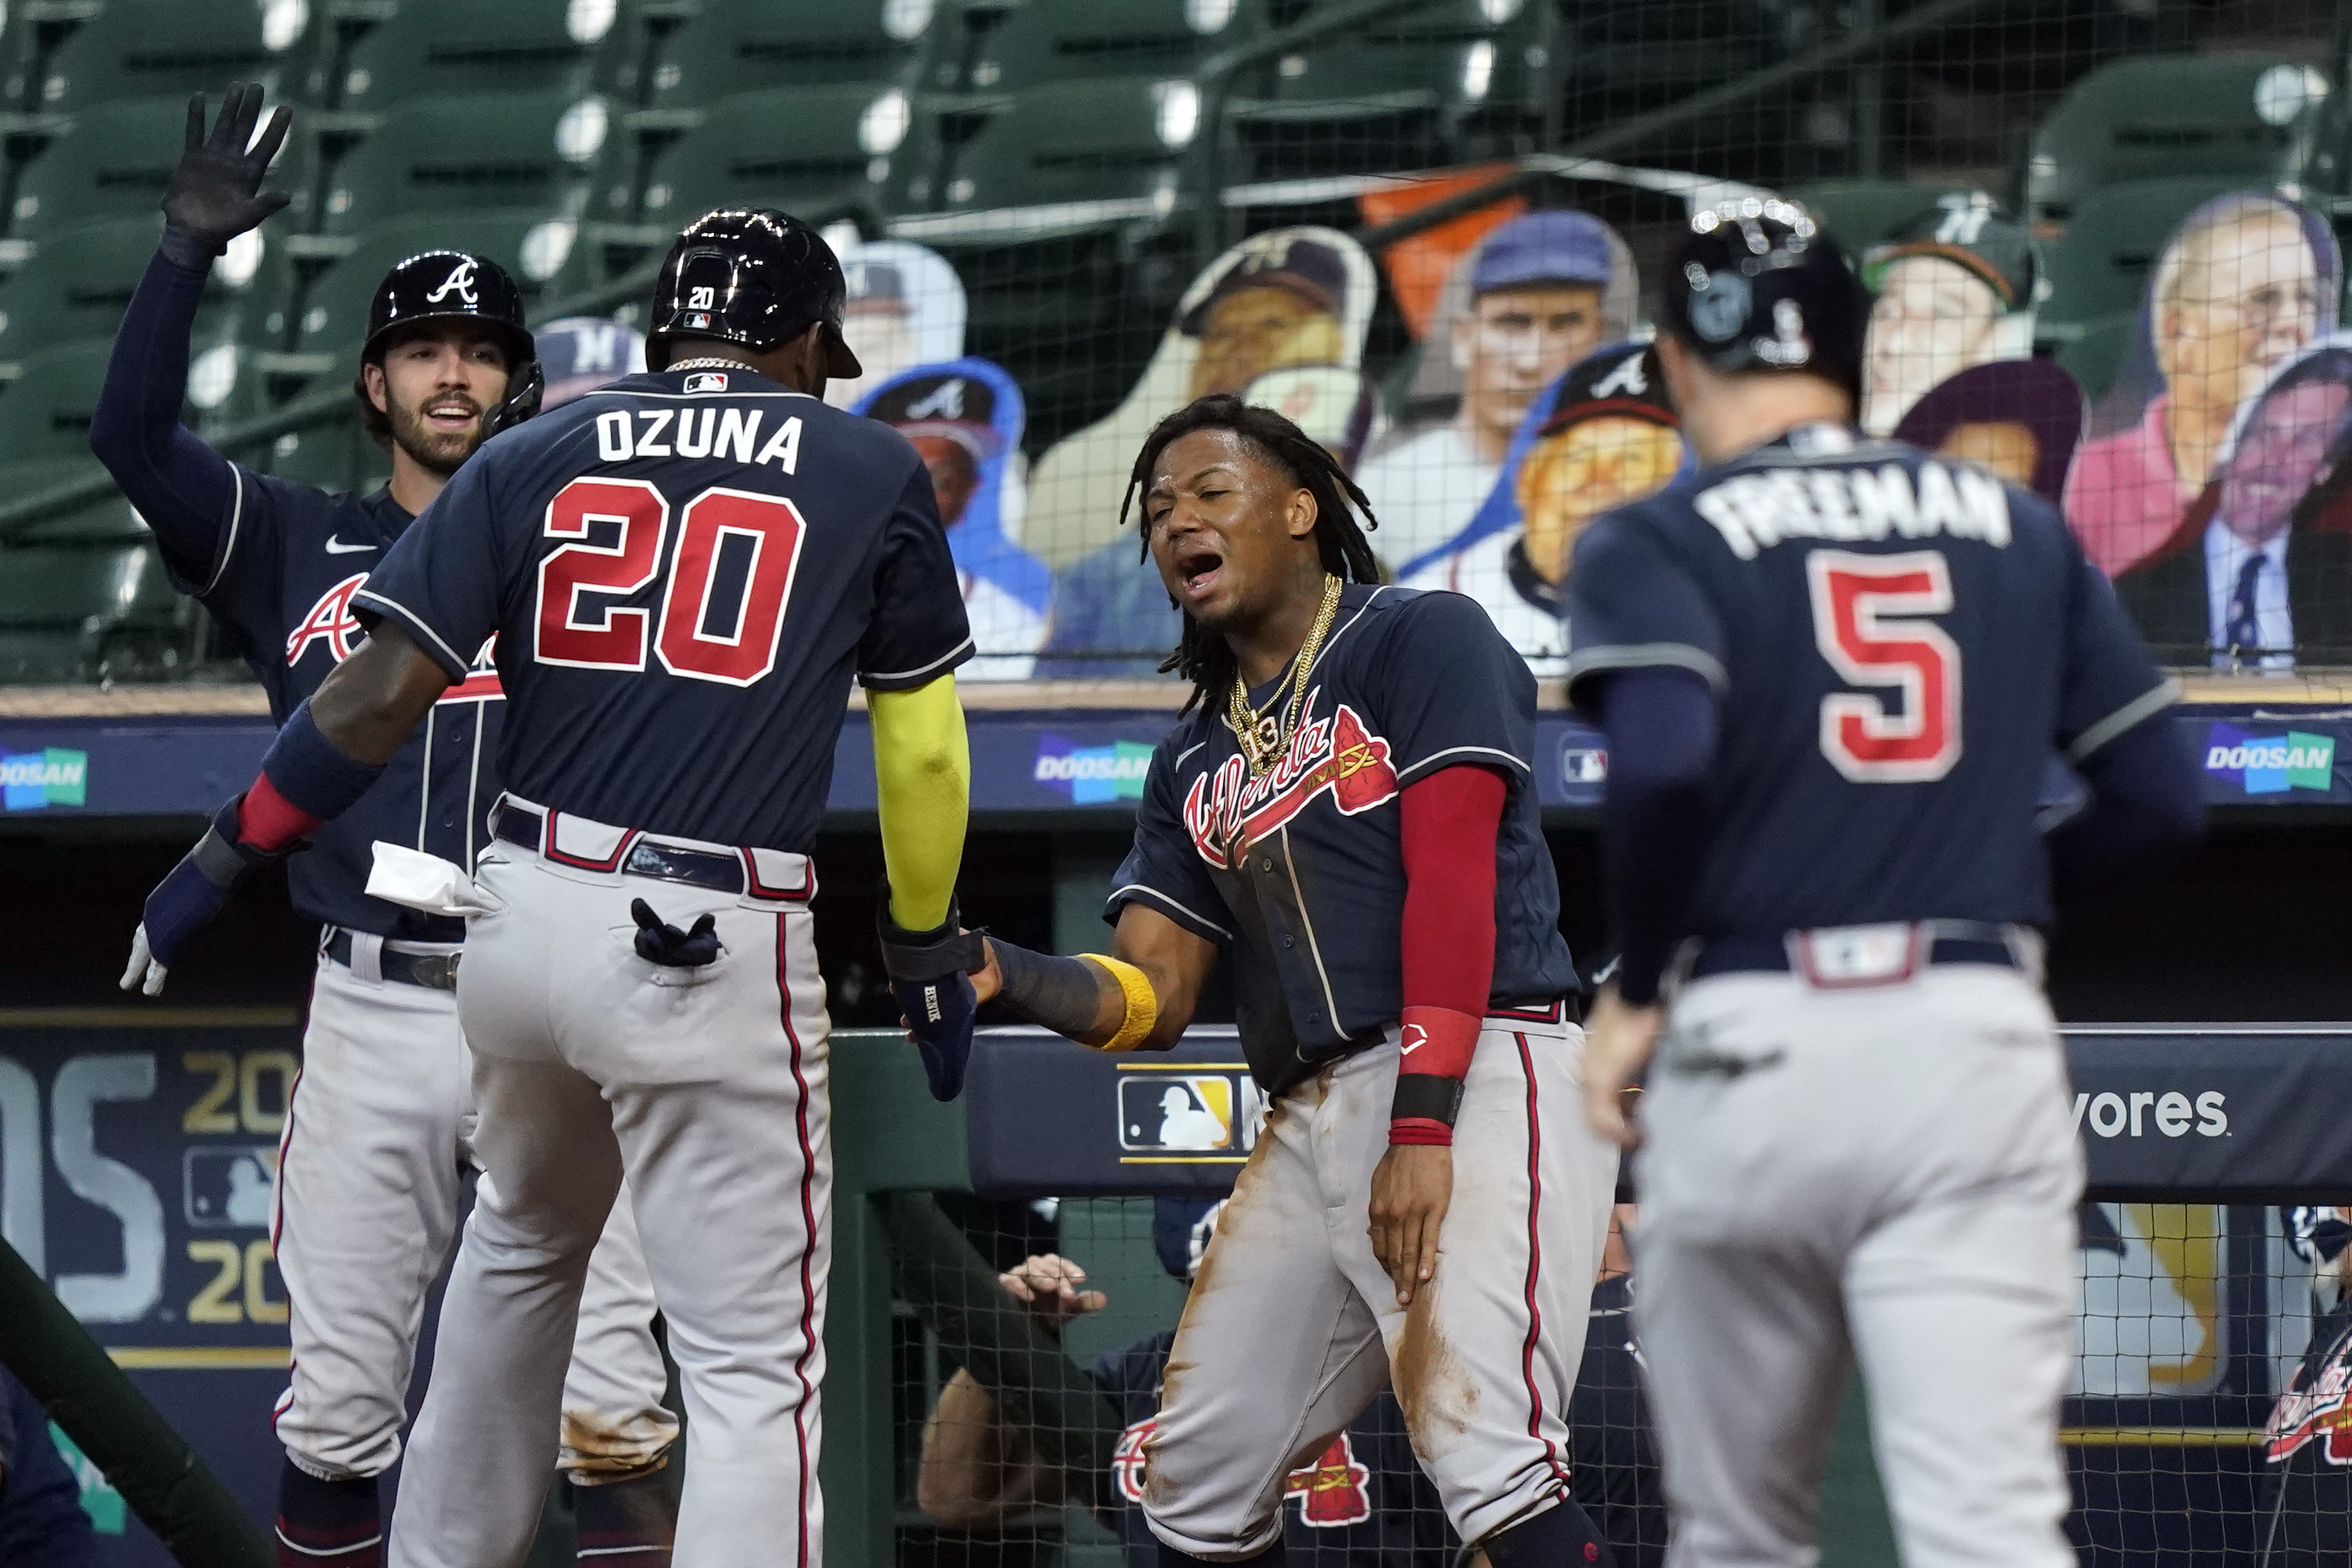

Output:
xmin=1560 ymin=746 xmax=1608 ymax=785
xmin=685 ymin=312 xmax=712 ymax=329
xmin=1120 ymin=1075 xmax=1236 ymax=1151
xmin=683 ymin=371 xmax=728 ymax=394
xmin=184 ymin=1146 xmax=279 ymax=1228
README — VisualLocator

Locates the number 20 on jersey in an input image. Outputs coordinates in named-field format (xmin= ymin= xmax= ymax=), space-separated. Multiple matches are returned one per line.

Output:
xmin=535 ymin=476 xmax=807 ymax=687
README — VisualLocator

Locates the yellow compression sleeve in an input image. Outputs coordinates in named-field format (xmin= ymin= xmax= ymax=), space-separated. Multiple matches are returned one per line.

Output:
xmin=870 ymin=673 xmax=970 ymax=931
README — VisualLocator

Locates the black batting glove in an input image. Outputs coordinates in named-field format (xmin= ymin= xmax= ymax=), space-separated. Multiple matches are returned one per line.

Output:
xmin=162 ymin=83 xmax=292 ymax=255
xmin=878 ymin=895 xmax=987 ymax=1102
xmin=630 ymin=898 xmax=723 ymax=968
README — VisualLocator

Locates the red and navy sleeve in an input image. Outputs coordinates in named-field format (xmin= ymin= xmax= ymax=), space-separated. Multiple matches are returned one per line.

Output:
xmin=857 ymin=464 xmax=974 ymax=690
xmin=1373 ymin=589 xmax=1538 ymax=787
xmin=351 ymin=448 xmax=510 ymax=681
xmin=1564 ymin=506 xmax=1730 ymax=718
xmin=1104 ymin=735 xmax=1232 ymax=946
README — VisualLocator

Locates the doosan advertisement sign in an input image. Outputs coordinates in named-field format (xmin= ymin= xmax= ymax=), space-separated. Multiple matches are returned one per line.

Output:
xmin=2202 ymin=723 xmax=2338 ymax=796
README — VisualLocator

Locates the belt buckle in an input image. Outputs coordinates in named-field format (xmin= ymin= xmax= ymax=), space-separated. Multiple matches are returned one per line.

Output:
xmin=409 ymin=952 xmax=461 ymax=990
xmin=1789 ymin=924 xmax=1921 ymax=990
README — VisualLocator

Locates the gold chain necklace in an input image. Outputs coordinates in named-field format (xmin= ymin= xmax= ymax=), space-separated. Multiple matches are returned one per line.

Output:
xmin=1226 ymin=574 xmax=1343 ymax=778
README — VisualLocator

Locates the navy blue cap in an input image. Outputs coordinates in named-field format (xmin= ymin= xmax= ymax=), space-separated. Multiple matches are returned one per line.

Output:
xmin=1180 ymin=233 xmax=1348 ymax=335
xmin=1470 ymin=210 xmax=1615 ymax=296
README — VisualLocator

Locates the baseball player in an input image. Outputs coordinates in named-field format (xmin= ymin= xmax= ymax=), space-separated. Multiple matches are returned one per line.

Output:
xmin=971 ymin=395 xmax=1620 ymax=1568
xmin=92 ymin=87 xmax=675 ymax=1568
xmin=1567 ymin=198 xmax=2205 ymax=1568
xmin=123 ymin=205 xmax=979 ymax=1568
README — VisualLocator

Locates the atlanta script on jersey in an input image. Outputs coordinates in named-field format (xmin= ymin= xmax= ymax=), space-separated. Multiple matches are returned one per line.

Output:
xmin=353 ymin=364 xmax=970 ymax=851
xmin=1109 ymin=586 xmax=1578 ymax=1093
xmin=167 ymin=470 xmax=505 ymax=937
xmin=1565 ymin=424 xmax=2174 ymax=936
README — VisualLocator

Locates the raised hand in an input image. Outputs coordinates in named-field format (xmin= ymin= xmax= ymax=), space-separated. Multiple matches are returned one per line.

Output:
xmin=162 ymin=82 xmax=293 ymax=253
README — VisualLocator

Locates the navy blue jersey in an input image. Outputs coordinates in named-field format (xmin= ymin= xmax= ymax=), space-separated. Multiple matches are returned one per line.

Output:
xmin=355 ymin=367 xmax=972 ymax=851
xmin=1107 ymin=586 xmax=1578 ymax=1094
xmin=1092 ymin=1331 xmax=1452 ymax=1568
xmin=1565 ymin=426 xmax=2173 ymax=936
xmin=167 ymin=470 xmax=505 ymax=941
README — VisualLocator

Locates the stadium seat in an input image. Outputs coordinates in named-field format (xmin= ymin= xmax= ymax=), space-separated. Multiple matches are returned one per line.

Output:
xmin=931 ymin=79 xmax=1190 ymax=224
xmin=2038 ymin=174 xmax=2247 ymax=332
xmin=633 ymin=85 xmax=893 ymax=235
xmin=0 ymin=217 xmax=270 ymax=374
xmin=1226 ymin=2 xmax=1545 ymax=178
xmin=6 ymin=0 xmax=310 ymax=114
xmin=0 ymin=525 xmax=189 ymax=684
xmin=328 ymin=0 xmax=621 ymax=111
xmin=276 ymin=210 xmax=600 ymax=386
xmin=314 ymin=91 xmax=613 ymax=239
xmin=1554 ymin=0 xmax=1785 ymax=171
xmin=2051 ymin=310 xmax=2137 ymax=404
xmin=964 ymin=0 xmax=1256 ymax=93
xmin=6 ymin=96 xmax=192 ymax=239
xmin=261 ymin=416 xmax=386 ymax=497
xmin=2027 ymin=52 xmax=2320 ymax=230
xmin=1783 ymin=180 xmax=1952 ymax=251
xmin=642 ymin=0 xmax=949 ymax=109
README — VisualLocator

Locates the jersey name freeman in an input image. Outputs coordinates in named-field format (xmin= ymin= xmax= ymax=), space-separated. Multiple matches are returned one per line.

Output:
xmin=1695 ymin=459 xmax=2012 ymax=560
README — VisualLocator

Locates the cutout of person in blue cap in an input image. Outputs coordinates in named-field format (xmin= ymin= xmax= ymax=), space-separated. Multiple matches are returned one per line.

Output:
xmin=1404 ymin=342 xmax=1683 ymax=669
xmin=826 ymin=238 xmax=968 ymax=410
xmin=1358 ymin=210 xmax=1637 ymax=571
xmin=858 ymin=357 xmax=1049 ymax=679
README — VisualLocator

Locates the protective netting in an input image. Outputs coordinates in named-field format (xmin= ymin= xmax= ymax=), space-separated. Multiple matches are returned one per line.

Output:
xmin=886 ymin=1197 xmax=2352 ymax=1567
xmin=0 ymin=0 xmax=2345 ymax=683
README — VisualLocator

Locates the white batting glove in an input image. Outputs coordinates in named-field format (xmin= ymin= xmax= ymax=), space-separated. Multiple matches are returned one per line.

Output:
xmin=120 ymin=926 xmax=168 ymax=997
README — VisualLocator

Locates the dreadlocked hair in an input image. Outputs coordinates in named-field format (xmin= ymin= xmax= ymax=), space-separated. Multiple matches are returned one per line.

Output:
xmin=1119 ymin=394 xmax=1384 ymax=716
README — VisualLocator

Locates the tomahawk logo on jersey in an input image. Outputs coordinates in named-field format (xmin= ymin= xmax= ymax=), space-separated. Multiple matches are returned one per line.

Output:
xmin=353 ymin=364 xmax=972 ymax=851
xmin=161 ymin=467 xmax=508 ymax=938
xmin=1565 ymin=425 xmax=2176 ymax=934
xmin=1109 ymin=585 xmax=1579 ymax=1093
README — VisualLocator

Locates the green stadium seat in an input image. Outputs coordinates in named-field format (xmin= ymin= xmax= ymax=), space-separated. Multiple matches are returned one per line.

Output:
xmin=633 ymin=85 xmax=892 ymax=234
xmin=261 ymin=417 xmax=386 ymax=497
xmin=277 ymin=210 xmax=602 ymax=387
xmin=928 ymin=79 xmax=1187 ymax=228
xmin=0 ymin=338 xmax=116 ymax=464
xmin=0 ymin=217 xmax=272 ymax=373
xmin=1555 ymin=0 xmax=1785 ymax=170
xmin=8 ymin=0 xmax=309 ymax=113
xmin=1783 ymin=180 xmax=1952 ymax=252
xmin=642 ymin=0 xmax=949 ymax=109
xmin=329 ymin=0 xmax=619 ymax=111
xmin=2027 ymin=52 xmax=2321 ymax=231
xmin=315 ymin=91 xmax=613 ymax=238
xmin=2038 ymin=174 xmax=2247 ymax=331
xmin=6 ymin=96 xmax=190 ymax=239
xmin=0 ymin=524 xmax=190 ymax=684
xmin=2051 ymin=311 xmax=2137 ymax=404
xmin=1227 ymin=1 xmax=1549 ymax=177
xmin=965 ymin=0 xmax=1254 ymax=92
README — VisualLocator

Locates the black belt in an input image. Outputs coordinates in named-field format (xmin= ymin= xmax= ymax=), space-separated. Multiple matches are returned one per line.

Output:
xmin=1690 ymin=922 xmax=2021 ymax=981
xmin=494 ymin=805 xmax=748 ymax=896
xmin=324 ymin=928 xmax=461 ymax=990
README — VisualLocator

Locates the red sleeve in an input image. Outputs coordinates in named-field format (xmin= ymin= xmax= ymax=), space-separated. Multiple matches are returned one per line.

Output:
xmin=1391 ymin=763 xmax=1505 ymax=1145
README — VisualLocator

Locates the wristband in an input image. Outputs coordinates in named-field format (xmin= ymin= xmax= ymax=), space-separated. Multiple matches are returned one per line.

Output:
xmin=877 ymin=894 xmax=986 ymax=982
xmin=1079 ymin=954 xmax=1158 ymax=1052
xmin=259 ymin=701 xmax=386 ymax=822
xmin=990 ymin=939 xmax=1107 ymax=1038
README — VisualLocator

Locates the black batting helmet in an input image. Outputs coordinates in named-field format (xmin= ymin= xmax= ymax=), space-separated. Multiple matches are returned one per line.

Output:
xmin=646 ymin=208 xmax=862 ymax=377
xmin=1660 ymin=197 xmax=1868 ymax=400
xmin=358 ymin=250 xmax=542 ymax=437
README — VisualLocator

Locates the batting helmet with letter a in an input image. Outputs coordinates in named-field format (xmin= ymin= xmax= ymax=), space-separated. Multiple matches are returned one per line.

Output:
xmin=646 ymin=207 xmax=862 ymax=378
xmin=1662 ymin=198 xmax=1868 ymax=400
xmin=360 ymin=250 xmax=542 ymax=437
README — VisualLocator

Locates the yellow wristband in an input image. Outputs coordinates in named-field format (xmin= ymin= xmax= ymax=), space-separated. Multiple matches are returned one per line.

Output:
xmin=1080 ymin=954 xmax=1158 ymax=1053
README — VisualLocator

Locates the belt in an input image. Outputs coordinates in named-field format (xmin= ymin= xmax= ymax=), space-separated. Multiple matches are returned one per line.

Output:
xmin=494 ymin=804 xmax=750 ymax=897
xmin=324 ymin=928 xmax=461 ymax=990
xmin=1689 ymin=920 xmax=2024 ymax=985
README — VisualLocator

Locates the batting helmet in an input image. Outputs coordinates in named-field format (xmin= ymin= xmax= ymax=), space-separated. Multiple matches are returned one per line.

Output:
xmin=1660 ymin=198 xmax=1868 ymax=399
xmin=646 ymin=208 xmax=862 ymax=377
xmin=359 ymin=250 xmax=542 ymax=438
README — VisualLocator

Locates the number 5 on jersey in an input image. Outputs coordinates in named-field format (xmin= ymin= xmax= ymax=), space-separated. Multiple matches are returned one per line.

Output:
xmin=536 ymin=475 xmax=807 ymax=687
xmin=1806 ymin=547 xmax=1961 ymax=783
